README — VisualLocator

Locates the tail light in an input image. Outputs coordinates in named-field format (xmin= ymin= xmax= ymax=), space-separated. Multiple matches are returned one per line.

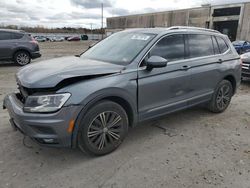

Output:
xmin=30 ymin=36 xmax=38 ymax=44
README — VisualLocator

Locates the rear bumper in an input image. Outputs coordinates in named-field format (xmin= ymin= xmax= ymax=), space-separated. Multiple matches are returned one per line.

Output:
xmin=30 ymin=51 xmax=41 ymax=59
xmin=3 ymin=93 xmax=81 ymax=147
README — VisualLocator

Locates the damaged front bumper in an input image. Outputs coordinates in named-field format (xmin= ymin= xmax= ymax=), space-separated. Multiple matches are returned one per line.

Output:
xmin=3 ymin=93 xmax=81 ymax=147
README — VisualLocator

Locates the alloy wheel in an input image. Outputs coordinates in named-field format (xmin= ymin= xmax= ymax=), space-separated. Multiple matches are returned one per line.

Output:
xmin=87 ymin=111 xmax=123 ymax=150
xmin=216 ymin=84 xmax=231 ymax=110
xmin=16 ymin=53 xmax=30 ymax=65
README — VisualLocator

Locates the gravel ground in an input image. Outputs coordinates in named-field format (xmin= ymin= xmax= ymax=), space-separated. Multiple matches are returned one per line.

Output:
xmin=0 ymin=41 xmax=250 ymax=188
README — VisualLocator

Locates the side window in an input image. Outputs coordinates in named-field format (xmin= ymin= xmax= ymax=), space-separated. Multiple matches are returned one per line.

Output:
xmin=150 ymin=34 xmax=185 ymax=61
xmin=188 ymin=34 xmax=214 ymax=58
xmin=216 ymin=37 xmax=229 ymax=54
xmin=11 ymin=33 xmax=24 ymax=39
xmin=0 ymin=32 xmax=12 ymax=40
xmin=212 ymin=36 xmax=220 ymax=54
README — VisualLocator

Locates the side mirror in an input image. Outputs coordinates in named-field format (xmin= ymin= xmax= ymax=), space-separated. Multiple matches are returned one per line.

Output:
xmin=146 ymin=56 xmax=168 ymax=71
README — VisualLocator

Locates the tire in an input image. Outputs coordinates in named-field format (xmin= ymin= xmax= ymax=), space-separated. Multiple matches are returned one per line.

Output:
xmin=208 ymin=80 xmax=233 ymax=113
xmin=78 ymin=100 xmax=129 ymax=156
xmin=14 ymin=51 xmax=31 ymax=66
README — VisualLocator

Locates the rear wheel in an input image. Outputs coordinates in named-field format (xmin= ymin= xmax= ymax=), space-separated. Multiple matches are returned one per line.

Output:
xmin=208 ymin=80 xmax=233 ymax=113
xmin=78 ymin=101 xmax=129 ymax=156
xmin=14 ymin=51 xmax=31 ymax=66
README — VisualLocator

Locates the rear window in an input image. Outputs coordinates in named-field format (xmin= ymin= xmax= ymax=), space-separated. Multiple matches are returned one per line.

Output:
xmin=188 ymin=34 xmax=214 ymax=58
xmin=216 ymin=37 xmax=229 ymax=53
xmin=212 ymin=36 xmax=220 ymax=54
xmin=0 ymin=32 xmax=12 ymax=40
xmin=11 ymin=33 xmax=24 ymax=39
xmin=0 ymin=31 xmax=24 ymax=40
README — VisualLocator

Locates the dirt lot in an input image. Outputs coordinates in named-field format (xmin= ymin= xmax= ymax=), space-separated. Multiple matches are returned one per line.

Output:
xmin=0 ymin=41 xmax=250 ymax=188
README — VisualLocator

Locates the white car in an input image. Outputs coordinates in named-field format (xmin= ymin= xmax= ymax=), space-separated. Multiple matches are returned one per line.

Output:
xmin=50 ymin=36 xmax=64 ymax=42
xmin=35 ymin=36 xmax=46 ymax=42
xmin=240 ymin=52 xmax=250 ymax=79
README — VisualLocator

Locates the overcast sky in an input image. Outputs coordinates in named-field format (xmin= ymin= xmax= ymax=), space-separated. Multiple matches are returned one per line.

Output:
xmin=0 ymin=0 xmax=250 ymax=28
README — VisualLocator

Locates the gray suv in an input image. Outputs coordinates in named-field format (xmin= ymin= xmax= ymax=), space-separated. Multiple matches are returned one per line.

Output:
xmin=0 ymin=29 xmax=41 ymax=66
xmin=3 ymin=27 xmax=241 ymax=156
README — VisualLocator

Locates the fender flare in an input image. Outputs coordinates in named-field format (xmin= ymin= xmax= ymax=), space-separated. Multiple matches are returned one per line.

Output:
xmin=12 ymin=47 xmax=31 ymax=59
xmin=71 ymin=88 xmax=137 ymax=148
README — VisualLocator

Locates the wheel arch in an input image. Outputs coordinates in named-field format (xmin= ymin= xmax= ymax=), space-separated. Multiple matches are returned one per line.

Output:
xmin=71 ymin=91 xmax=137 ymax=148
xmin=12 ymin=48 xmax=31 ymax=60
xmin=223 ymin=74 xmax=236 ymax=94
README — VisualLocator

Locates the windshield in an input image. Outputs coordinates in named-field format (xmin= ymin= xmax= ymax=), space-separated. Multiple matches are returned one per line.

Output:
xmin=81 ymin=32 xmax=156 ymax=65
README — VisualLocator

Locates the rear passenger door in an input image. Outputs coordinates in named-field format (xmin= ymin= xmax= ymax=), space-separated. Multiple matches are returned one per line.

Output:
xmin=186 ymin=34 xmax=229 ymax=106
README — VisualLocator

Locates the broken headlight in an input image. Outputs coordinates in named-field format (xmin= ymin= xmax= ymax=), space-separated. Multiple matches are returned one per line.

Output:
xmin=24 ymin=93 xmax=71 ymax=113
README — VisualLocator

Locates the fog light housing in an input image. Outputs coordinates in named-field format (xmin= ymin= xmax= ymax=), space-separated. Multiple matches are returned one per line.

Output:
xmin=35 ymin=138 xmax=58 ymax=144
xmin=43 ymin=138 xmax=55 ymax=143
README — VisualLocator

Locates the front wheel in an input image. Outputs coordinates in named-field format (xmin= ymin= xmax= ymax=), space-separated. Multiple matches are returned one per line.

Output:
xmin=14 ymin=51 xmax=31 ymax=66
xmin=208 ymin=80 xmax=233 ymax=113
xmin=78 ymin=101 xmax=129 ymax=156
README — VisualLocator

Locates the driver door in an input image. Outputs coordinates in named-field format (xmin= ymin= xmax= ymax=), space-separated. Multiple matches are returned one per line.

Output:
xmin=0 ymin=31 xmax=13 ymax=59
xmin=138 ymin=34 xmax=192 ymax=121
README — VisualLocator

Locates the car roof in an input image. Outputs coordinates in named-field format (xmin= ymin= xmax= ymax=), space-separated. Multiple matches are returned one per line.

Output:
xmin=0 ymin=28 xmax=25 ymax=33
xmin=233 ymin=40 xmax=245 ymax=43
xmin=122 ymin=26 xmax=221 ymax=35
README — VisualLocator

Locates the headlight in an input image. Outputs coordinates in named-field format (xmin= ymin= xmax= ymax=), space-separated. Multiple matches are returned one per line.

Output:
xmin=24 ymin=93 xmax=71 ymax=113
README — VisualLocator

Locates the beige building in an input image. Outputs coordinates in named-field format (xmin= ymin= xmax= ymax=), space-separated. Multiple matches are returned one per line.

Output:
xmin=106 ymin=2 xmax=250 ymax=41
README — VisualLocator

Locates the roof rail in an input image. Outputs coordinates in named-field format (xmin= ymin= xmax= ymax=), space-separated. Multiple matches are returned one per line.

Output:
xmin=168 ymin=26 xmax=220 ymax=34
xmin=0 ymin=28 xmax=25 ymax=33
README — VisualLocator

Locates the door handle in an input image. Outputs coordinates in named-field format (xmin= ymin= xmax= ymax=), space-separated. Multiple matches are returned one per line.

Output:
xmin=217 ymin=59 xmax=223 ymax=63
xmin=182 ymin=65 xmax=191 ymax=70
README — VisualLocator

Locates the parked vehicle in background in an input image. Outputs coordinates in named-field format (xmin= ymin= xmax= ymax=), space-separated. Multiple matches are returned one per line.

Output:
xmin=3 ymin=27 xmax=241 ymax=156
xmin=0 ymin=29 xmax=41 ymax=66
xmin=35 ymin=36 xmax=46 ymax=42
xmin=240 ymin=52 xmax=250 ymax=79
xmin=81 ymin=34 xmax=88 ymax=40
xmin=67 ymin=36 xmax=80 ymax=41
xmin=64 ymin=36 xmax=70 ymax=40
xmin=232 ymin=40 xmax=250 ymax=54
xmin=50 ymin=36 xmax=64 ymax=42
xmin=46 ymin=37 xmax=52 ymax=41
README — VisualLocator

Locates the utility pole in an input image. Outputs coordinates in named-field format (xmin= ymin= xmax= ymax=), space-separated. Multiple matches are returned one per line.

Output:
xmin=90 ymin=23 xmax=93 ymax=40
xmin=247 ymin=20 xmax=250 ymax=41
xmin=101 ymin=3 xmax=104 ymax=39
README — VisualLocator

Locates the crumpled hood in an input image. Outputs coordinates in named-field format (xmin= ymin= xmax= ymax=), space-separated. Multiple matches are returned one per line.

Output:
xmin=16 ymin=56 xmax=125 ymax=88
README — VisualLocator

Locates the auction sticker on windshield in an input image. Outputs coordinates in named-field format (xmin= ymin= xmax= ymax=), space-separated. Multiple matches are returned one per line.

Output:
xmin=131 ymin=34 xmax=151 ymax=41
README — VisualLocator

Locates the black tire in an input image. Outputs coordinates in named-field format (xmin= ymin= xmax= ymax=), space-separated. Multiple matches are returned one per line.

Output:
xmin=78 ymin=100 xmax=129 ymax=156
xmin=208 ymin=80 xmax=233 ymax=113
xmin=14 ymin=51 xmax=31 ymax=66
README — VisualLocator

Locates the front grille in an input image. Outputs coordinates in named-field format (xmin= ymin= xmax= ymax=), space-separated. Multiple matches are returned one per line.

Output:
xmin=17 ymin=84 xmax=30 ymax=103
xmin=16 ymin=93 xmax=25 ymax=103
xmin=242 ymin=62 xmax=250 ymax=76
xmin=242 ymin=61 xmax=250 ymax=69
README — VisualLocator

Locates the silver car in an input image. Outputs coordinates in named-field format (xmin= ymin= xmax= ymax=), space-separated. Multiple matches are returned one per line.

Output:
xmin=3 ymin=27 xmax=241 ymax=156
